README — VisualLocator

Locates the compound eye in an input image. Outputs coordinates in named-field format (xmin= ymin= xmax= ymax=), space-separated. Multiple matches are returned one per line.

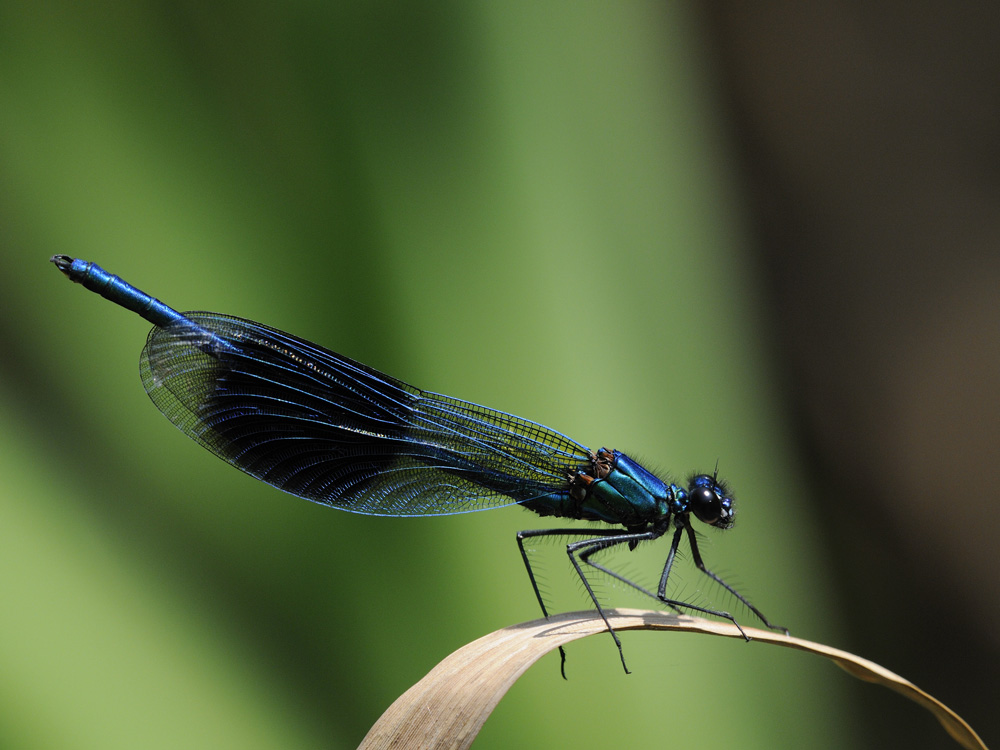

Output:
xmin=688 ymin=475 xmax=734 ymax=528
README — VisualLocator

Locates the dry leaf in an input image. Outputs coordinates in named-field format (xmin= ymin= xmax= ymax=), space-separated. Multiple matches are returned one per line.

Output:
xmin=360 ymin=608 xmax=986 ymax=750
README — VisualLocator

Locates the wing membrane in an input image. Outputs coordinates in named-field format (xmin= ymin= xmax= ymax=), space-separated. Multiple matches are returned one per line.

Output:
xmin=139 ymin=313 xmax=590 ymax=516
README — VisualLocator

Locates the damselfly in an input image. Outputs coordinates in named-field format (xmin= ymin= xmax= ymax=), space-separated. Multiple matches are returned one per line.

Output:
xmin=51 ymin=256 xmax=787 ymax=674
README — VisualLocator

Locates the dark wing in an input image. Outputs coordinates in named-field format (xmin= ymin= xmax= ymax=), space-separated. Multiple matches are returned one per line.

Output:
xmin=139 ymin=313 xmax=590 ymax=516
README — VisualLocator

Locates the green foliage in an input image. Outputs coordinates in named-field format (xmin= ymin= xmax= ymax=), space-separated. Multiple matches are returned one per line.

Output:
xmin=1 ymin=3 xmax=849 ymax=748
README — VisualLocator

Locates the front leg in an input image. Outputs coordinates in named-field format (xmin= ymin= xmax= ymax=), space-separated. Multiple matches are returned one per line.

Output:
xmin=653 ymin=524 xmax=748 ymax=639
xmin=683 ymin=524 xmax=788 ymax=635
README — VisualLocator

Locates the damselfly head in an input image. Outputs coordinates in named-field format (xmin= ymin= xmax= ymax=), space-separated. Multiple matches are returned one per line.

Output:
xmin=686 ymin=474 xmax=735 ymax=529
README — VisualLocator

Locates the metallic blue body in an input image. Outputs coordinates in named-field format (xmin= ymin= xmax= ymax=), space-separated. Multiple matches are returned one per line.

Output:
xmin=58 ymin=257 xmax=189 ymax=329
xmin=525 ymin=451 xmax=672 ymax=526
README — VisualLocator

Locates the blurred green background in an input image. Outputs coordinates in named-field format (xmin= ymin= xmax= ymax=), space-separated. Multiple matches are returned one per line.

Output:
xmin=2 ymin=2 xmax=993 ymax=749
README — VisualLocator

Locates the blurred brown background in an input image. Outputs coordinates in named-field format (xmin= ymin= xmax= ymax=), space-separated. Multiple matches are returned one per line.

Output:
xmin=703 ymin=3 xmax=999 ymax=746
